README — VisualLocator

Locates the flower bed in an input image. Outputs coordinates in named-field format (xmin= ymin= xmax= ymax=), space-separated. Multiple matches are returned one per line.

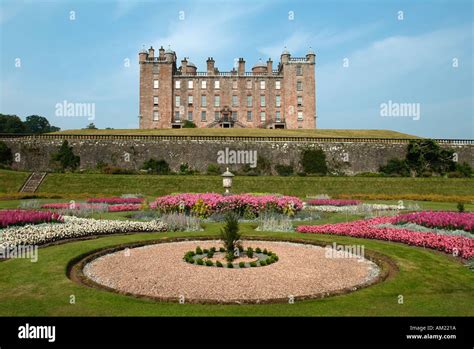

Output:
xmin=87 ymin=197 xmax=144 ymax=204
xmin=296 ymin=216 xmax=474 ymax=259
xmin=41 ymin=203 xmax=141 ymax=212
xmin=0 ymin=216 xmax=167 ymax=249
xmin=306 ymin=199 xmax=361 ymax=206
xmin=304 ymin=203 xmax=402 ymax=213
xmin=150 ymin=193 xmax=303 ymax=218
xmin=0 ymin=210 xmax=63 ymax=228
xmin=394 ymin=212 xmax=474 ymax=232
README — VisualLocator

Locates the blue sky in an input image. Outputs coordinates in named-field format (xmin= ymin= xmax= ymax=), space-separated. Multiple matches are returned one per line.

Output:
xmin=0 ymin=0 xmax=472 ymax=138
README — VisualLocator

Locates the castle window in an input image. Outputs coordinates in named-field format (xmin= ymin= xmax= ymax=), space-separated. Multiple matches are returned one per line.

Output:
xmin=175 ymin=80 xmax=181 ymax=89
xmin=297 ymin=81 xmax=303 ymax=91
xmin=214 ymin=80 xmax=220 ymax=89
xmin=260 ymin=111 xmax=266 ymax=121
xmin=214 ymin=111 xmax=220 ymax=121
xmin=201 ymin=95 xmax=207 ymax=107
xmin=276 ymin=95 xmax=281 ymax=107
xmin=188 ymin=95 xmax=193 ymax=105
xmin=214 ymin=95 xmax=220 ymax=107
xmin=188 ymin=111 xmax=193 ymax=121
xmin=153 ymin=111 xmax=160 ymax=121
xmin=175 ymin=95 xmax=181 ymax=107
xmin=153 ymin=96 xmax=159 ymax=105
xmin=201 ymin=111 xmax=207 ymax=121
xmin=275 ymin=80 xmax=281 ymax=90
xmin=296 ymin=65 xmax=303 ymax=76
xmin=188 ymin=80 xmax=193 ymax=89
xmin=247 ymin=95 xmax=252 ymax=107
xmin=297 ymin=111 xmax=303 ymax=120
xmin=153 ymin=80 xmax=159 ymax=89
xmin=232 ymin=80 xmax=238 ymax=89
xmin=174 ymin=112 xmax=180 ymax=121
xmin=276 ymin=111 xmax=281 ymax=121
xmin=247 ymin=111 xmax=253 ymax=121
xmin=297 ymin=96 xmax=303 ymax=107
xmin=246 ymin=80 xmax=252 ymax=89
xmin=201 ymin=80 xmax=207 ymax=89
xmin=232 ymin=95 xmax=238 ymax=107
xmin=232 ymin=111 xmax=237 ymax=120
xmin=260 ymin=81 xmax=265 ymax=90
xmin=260 ymin=95 xmax=265 ymax=107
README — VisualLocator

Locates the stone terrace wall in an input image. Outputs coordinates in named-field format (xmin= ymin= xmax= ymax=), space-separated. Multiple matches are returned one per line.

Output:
xmin=2 ymin=136 xmax=473 ymax=175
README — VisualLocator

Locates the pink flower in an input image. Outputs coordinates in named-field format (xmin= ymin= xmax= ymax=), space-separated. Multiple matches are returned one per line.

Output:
xmin=87 ymin=197 xmax=143 ymax=204
xmin=296 ymin=215 xmax=474 ymax=259
xmin=0 ymin=209 xmax=63 ymax=228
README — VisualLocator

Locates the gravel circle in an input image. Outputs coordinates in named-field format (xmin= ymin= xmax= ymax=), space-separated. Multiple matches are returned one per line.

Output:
xmin=83 ymin=240 xmax=380 ymax=303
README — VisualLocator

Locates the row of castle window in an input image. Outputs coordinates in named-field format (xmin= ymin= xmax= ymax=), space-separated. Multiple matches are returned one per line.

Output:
xmin=151 ymin=110 xmax=303 ymax=122
xmin=153 ymin=95 xmax=302 ymax=108
xmin=153 ymin=80 xmax=292 ymax=90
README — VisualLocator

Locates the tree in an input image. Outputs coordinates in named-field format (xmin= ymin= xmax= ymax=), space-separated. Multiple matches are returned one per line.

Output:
xmin=0 ymin=114 xmax=26 ymax=133
xmin=219 ymin=213 xmax=241 ymax=262
xmin=379 ymin=158 xmax=410 ymax=177
xmin=0 ymin=141 xmax=13 ymax=165
xmin=182 ymin=120 xmax=196 ymax=128
xmin=406 ymin=140 xmax=455 ymax=176
xmin=24 ymin=115 xmax=58 ymax=134
xmin=142 ymin=158 xmax=170 ymax=174
xmin=300 ymin=148 xmax=328 ymax=175
xmin=51 ymin=140 xmax=80 ymax=171
xmin=84 ymin=123 xmax=97 ymax=130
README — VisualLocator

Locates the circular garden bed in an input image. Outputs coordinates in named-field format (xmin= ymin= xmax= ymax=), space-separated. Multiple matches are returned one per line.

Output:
xmin=74 ymin=238 xmax=388 ymax=304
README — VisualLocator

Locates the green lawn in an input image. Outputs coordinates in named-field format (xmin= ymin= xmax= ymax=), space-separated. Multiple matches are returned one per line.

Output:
xmin=50 ymin=128 xmax=419 ymax=139
xmin=0 ymin=223 xmax=472 ymax=316
xmin=36 ymin=172 xmax=474 ymax=199
xmin=0 ymin=170 xmax=29 ymax=193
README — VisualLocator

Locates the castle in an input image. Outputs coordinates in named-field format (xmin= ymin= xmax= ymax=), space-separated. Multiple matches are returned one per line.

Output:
xmin=139 ymin=46 xmax=316 ymax=129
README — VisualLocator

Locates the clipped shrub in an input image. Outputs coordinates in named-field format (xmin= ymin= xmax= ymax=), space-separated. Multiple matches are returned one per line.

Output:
xmin=260 ymin=260 xmax=267 ymax=266
xmin=219 ymin=247 xmax=225 ymax=253
xmin=195 ymin=246 xmax=203 ymax=255
xmin=263 ymin=248 xmax=268 ymax=255
xmin=220 ymin=213 xmax=241 ymax=261
xmin=142 ymin=158 xmax=170 ymax=175
xmin=250 ymin=262 xmax=257 ymax=267
xmin=196 ymin=258 xmax=204 ymax=265
xmin=239 ymin=262 xmax=245 ymax=268
xmin=205 ymin=260 xmax=213 ymax=266
xmin=246 ymin=247 xmax=254 ymax=258
xmin=457 ymin=203 xmax=465 ymax=213
xmin=203 ymin=248 xmax=209 ymax=254
xmin=206 ymin=163 xmax=221 ymax=175
xmin=227 ymin=262 xmax=234 ymax=268
xmin=207 ymin=251 xmax=214 ymax=258
xmin=265 ymin=258 xmax=272 ymax=264
xmin=216 ymin=261 xmax=223 ymax=267
xmin=275 ymin=164 xmax=294 ymax=176
xmin=300 ymin=148 xmax=328 ymax=175
xmin=255 ymin=247 xmax=262 ymax=253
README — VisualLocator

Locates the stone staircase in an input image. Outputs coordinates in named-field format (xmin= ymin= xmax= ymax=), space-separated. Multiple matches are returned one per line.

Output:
xmin=19 ymin=172 xmax=47 ymax=193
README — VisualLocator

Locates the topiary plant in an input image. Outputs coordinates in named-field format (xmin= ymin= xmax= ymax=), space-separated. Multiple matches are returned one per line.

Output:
xmin=220 ymin=213 xmax=241 ymax=262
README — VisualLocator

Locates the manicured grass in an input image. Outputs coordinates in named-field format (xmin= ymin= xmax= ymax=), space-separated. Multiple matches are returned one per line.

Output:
xmin=36 ymin=173 xmax=474 ymax=199
xmin=50 ymin=128 xmax=420 ymax=139
xmin=0 ymin=170 xmax=29 ymax=193
xmin=0 ymin=223 xmax=472 ymax=316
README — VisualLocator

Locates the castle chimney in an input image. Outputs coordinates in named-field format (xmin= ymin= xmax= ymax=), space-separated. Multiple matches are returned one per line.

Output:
xmin=267 ymin=58 xmax=273 ymax=74
xmin=139 ymin=47 xmax=148 ymax=63
xmin=281 ymin=47 xmax=290 ymax=64
xmin=148 ymin=46 xmax=155 ymax=59
xmin=206 ymin=57 xmax=215 ymax=75
xmin=159 ymin=46 xmax=165 ymax=59
xmin=238 ymin=58 xmax=245 ymax=75
xmin=181 ymin=58 xmax=188 ymax=74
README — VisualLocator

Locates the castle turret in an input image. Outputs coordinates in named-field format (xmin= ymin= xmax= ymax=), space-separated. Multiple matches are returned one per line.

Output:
xmin=139 ymin=46 xmax=148 ymax=63
xmin=306 ymin=47 xmax=316 ymax=63
xmin=165 ymin=47 xmax=175 ymax=63
xmin=281 ymin=47 xmax=290 ymax=64
xmin=252 ymin=58 xmax=267 ymax=74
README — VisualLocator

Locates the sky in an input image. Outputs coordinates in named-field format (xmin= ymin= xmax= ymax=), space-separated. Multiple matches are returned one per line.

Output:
xmin=0 ymin=0 xmax=472 ymax=138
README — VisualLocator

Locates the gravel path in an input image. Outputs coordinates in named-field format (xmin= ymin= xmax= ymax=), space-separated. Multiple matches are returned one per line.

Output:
xmin=83 ymin=240 xmax=380 ymax=303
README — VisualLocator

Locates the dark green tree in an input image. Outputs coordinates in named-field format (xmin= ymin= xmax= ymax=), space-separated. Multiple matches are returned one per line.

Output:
xmin=24 ymin=115 xmax=60 ymax=134
xmin=300 ymin=148 xmax=328 ymax=175
xmin=406 ymin=140 xmax=455 ymax=176
xmin=142 ymin=158 xmax=170 ymax=174
xmin=0 ymin=141 xmax=13 ymax=165
xmin=182 ymin=120 xmax=197 ymax=128
xmin=84 ymin=123 xmax=97 ymax=130
xmin=219 ymin=213 xmax=241 ymax=262
xmin=51 ymin=140 xmax=80 ymax=171
xmin=379 ymin=158 xmax=410 ymax=177
xmin=0 ymin=114 xmax=26 ymax=133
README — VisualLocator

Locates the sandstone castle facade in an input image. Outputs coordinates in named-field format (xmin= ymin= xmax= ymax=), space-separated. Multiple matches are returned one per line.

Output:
xmin=139 ymin=46 xmax=316 ymax=129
